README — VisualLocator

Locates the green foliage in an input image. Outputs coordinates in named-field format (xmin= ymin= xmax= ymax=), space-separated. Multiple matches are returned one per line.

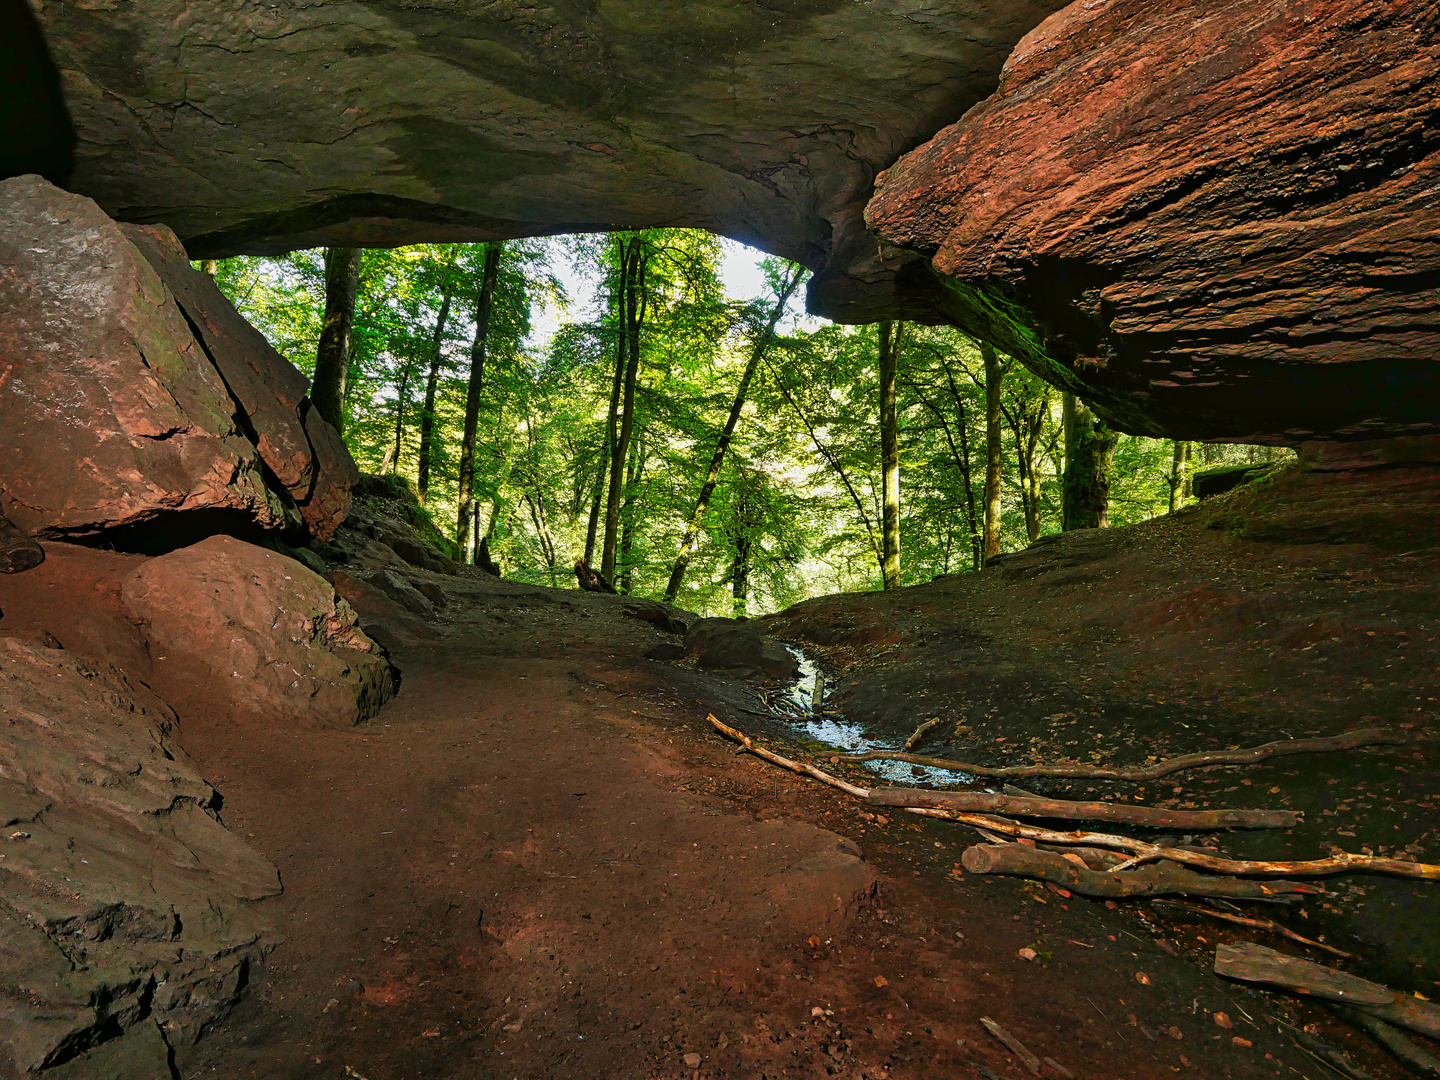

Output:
xmin=210 ymin=235 xmax=1289 ymax=615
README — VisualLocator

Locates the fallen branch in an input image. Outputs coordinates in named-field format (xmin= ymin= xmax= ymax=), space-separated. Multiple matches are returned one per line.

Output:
xmin=961 ymin=844 xmax=1316 ymax=899
xmin=709 ymin=718 xmax=1440 ymax=881
xmin=840 ymin=727 xmax=1410 ymax=782
xmin=708 ymin=716 xmax=869 ymax=798
xmin=869 ymin=788 xmax=1300 ymax=831
xmin=1283 ymin=1025 xmax=1376 ymax=1080
xmin=1151 ymin=899 xmax=1355 ymax=958
xmin=979 ymin=1017 xmax=1040 ymax=1077
xmin=904 ymin=717 xmax=944 ymax=751
xmin=1216 ymin=943 xmax=1440 ymax=1040
xmin=1333 ymin=1005 xmax=1440 ymax=1079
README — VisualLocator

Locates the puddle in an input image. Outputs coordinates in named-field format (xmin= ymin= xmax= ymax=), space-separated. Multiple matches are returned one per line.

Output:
xmin=764 ymin=646 xmax=974 ymax=788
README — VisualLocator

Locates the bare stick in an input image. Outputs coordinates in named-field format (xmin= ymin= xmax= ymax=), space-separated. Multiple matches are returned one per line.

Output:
xmin=961 ymin=844 xmax=1316 ymax=899
xmin=1333 ymin=1006 xmax=1440 ymax=1079
xmin=1216 ymin=943 xmax=1440 ymax=1040
xmin=840 ymin=727 xmax=1411 ymax=781
xmin=979 ymin=1017 xmax=1040 ymax=1076
xmin=1151 ymin=899 xmax=1355 ymax=958
xmin=904 ymin=717 xmax=944 ymax=751
xmin=869 ymin=788 xmax=1300 ymax=830
xmin=710 ymin=719 xmax=1440 ymax=881
xmin=812 ymin=670 xmax=825 ymax=715
xmin=708 ymin=716 xmax=870 ymax=798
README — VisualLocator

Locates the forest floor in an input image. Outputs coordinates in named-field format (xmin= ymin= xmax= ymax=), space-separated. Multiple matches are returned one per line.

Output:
xmin=178 ymin=460 xmax=1439 ymax=1080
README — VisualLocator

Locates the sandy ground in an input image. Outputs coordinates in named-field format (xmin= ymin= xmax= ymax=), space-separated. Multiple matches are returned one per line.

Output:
xmin=170 ymin=461 xmax=1438 ymax=1080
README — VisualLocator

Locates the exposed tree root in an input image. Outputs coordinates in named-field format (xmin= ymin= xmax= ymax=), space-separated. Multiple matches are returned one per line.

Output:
xmin=839 ymin=727 xmax=1411 ymax=781
xmin=1216 ymin=943 xmax=1440 ymax=1040
xmin=961 ymin=843 xmax=1315 ymax=899
xmin=869 ymin=787 xmax=1299 ymax=830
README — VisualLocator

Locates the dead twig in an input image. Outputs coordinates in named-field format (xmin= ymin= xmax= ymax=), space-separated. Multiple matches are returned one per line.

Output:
xmin=839 ymin=727 xmax=1411 ymax=782
xmin=1152 ymin=898 xmax=1356 ymax=959
xmin=869 ymin=787 xmax=1299 ymax=830
xmin=903 ymin=717 xmax=944 ymax=751
xmin=709 ymin=715 xmax=869 ymax=798
xmin=979 ymin=1017 xmax=1041 ymax=1076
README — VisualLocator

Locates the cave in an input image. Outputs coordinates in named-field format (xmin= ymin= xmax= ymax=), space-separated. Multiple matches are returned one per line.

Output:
xmin=1 ymin=0 xmax=1438 ymax=1077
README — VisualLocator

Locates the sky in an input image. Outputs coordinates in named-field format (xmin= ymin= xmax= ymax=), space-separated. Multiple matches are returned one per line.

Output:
xmin=524 ymin=237 xmax=803 ymax=351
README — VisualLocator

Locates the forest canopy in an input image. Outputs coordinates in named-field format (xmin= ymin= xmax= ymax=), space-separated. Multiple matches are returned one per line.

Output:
xmin=207 ymin=232 xmax=1285 ymax=617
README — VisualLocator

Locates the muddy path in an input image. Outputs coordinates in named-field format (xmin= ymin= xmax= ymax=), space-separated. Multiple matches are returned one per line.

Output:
xmin=169 ymin=463 xmax=1438 ymax=1080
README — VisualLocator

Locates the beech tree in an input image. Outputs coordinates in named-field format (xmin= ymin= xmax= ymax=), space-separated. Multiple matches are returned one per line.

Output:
xmin=311 ymin=246 xmax=362 ymax=432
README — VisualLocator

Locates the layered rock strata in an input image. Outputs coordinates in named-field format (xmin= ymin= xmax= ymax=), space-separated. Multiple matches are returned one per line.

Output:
xmin=866 ymin=0 xmax=1440 ymax=443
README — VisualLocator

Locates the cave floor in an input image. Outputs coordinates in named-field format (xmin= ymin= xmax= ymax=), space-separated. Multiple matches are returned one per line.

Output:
xmin=178 ymin=464 xmax=1437 ymax=1080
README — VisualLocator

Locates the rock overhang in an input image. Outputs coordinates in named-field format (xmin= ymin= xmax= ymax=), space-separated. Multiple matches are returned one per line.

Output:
xmin=31 ymin=0 xmax=1070 ymax=323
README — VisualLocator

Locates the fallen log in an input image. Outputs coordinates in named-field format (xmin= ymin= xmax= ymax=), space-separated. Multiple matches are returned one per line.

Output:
xmin=709 ymin=717 xmax=1440 ymax=881
xmin=961 ymin=844 xmax=1316 ymax=899
xmin=0 ymin=510 xmax=44 ymax=574
xmin=840 ymin=727 xmax=1411 ymax=781
xmin=869 ymin=788 xmax=1299 ymax=830
xmin=1151 ymin=899 xmax=1355 ymax=958
xmin=1215 ymin=943 xmax=1440 ymax=1040
xmin=1334 ymin=1006 xmax=1440 ymax=1079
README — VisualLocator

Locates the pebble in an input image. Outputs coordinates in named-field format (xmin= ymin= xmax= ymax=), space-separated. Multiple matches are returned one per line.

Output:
xmin=1214 ymin=1012 xmax=1233 ymax=1029
xmin=683 ymin=1052 xmax=701 ymax=1067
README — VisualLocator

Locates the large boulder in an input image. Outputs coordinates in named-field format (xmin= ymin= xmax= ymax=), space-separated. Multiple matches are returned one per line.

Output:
xmin=685 ymin=617 xmax=801 ymax=681
xmin=865 ymin=0 xmax=1440 ymax=444
xmin=121 ymin=536 xmax=396 ymax=728
xmin=0 ymin=637 xmax=279 ymax=1070
xmin=0 ymin=175 xmax=355 ymax=543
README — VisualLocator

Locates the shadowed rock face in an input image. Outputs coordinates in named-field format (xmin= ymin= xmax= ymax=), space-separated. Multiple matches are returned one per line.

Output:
xmin=866 ymin=0 xmax=1440 ymax=443
xmin=33 ymin=0 xmax=1067 ymax=322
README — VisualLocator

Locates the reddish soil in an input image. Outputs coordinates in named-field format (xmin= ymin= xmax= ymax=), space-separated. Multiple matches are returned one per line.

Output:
xmin=168 ymin=461 xmax=1438 ymax=1080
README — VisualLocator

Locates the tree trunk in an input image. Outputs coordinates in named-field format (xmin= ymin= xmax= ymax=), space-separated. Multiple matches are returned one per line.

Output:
xmin=455 ymin=243 xmax=502 ymax=557
xmin=618 ymin=434 xmax=646 ymax=594
xmin=1062 ymin=393 xmax=1119 ymax=530
xmin=732 ymin=530 xmax=752 ymax=618
xmin=1169 ymin=440 xmax=1192 ymax=515
xmin=380 ymin=368 xmax=412 ymax=474
xmin=586 ymin=248 xmax=629 ymax=566
xmin=878 ymin=320 xmax=902 ymax=589
xmin=602 ymin=237 xmax=645 ymax=583
xmin=311 ymin=247 xmax=362 ymax=433
xmin=415 ymin=282 xmax=455 ymax=505
xmin=663 ymin=265 xmax=803 ymax=602
xmin=980 ymin=342 xmax=1004 ymax=565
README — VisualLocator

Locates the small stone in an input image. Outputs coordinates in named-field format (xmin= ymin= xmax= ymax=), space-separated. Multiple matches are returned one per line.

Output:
xmin=503 ymin=1020 xmax=523 ymax=1033
xmin=1018 ymin=948 xmax=1038 ymax=961
xmin=1214 ymin=1012 xmax=1234 ymax=1029
xmin=874 ymin=975 xmax=889 ymax=988
xmin=1135 ymin=972 xmax=1152 ymax=985
xmin=1232 ymin=1036 xmax=1253 ymax=1047
xmin=811 ymin=1006 xmax=825 ymax=1017
xmin=683 ymin=1052 xmax=701 ymax=1068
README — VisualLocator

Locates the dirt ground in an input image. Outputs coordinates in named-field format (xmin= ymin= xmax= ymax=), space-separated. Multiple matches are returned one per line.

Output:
xmin=170 ymin=460 xmax=1437 ymax=1080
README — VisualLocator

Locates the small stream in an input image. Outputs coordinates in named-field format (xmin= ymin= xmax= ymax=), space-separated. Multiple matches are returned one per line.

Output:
xmin=760 ymin=646 xmax=974 ymax=788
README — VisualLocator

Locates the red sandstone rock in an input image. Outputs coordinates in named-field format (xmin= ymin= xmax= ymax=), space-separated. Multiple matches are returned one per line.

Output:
xmin=0 ymin=637 xmax=278 ymax=1068
xmin=122 ymin=536 xmax=395 ymax=728
xmin=122 ymin=224 xmax=357 ymax=540
xmin=0 ymin=175 xmax=354 ymax=542
xmin=865 ymin=0 xmax=1440 ymax=443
